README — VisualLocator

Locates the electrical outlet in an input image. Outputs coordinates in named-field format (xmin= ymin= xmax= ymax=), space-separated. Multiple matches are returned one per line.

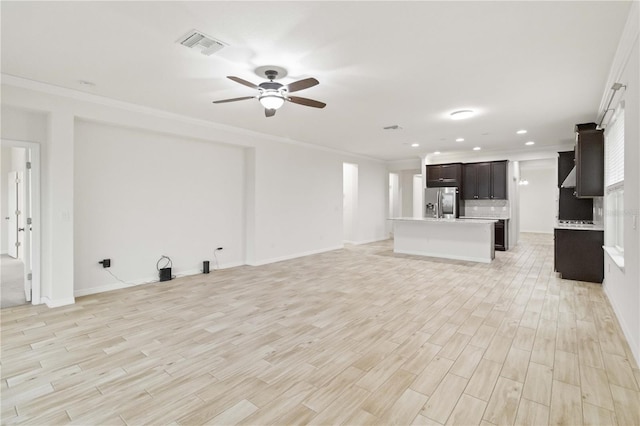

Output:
xmin=99 ymin=259 xmax=111 ymax=268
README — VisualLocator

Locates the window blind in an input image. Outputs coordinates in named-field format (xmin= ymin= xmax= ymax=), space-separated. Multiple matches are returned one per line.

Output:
xmin=605 ymin=107 xmax=624 ymax=187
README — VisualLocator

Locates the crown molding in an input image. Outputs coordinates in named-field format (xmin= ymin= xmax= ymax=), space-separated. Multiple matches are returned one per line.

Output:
xmin=1 ymin=74 xmax=384 ymax=163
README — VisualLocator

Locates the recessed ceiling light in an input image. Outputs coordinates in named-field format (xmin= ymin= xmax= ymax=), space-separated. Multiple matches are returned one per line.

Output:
xmin=450 ymin=110 xmax=475 ymax=120
xmin=434 ymin=151 xmax=441 ymax=155
xmin=455 ymin=138 xmax=464 ymax=142
xmin=473 ymin=147 xmax=481 ymax=151
xmin=411 ymin=143 xmax=420 ymax=148
xmin=516 ymin=129 xmax=527 ymax=135
xmin=525 ymin=141 xmax=535 ymax=146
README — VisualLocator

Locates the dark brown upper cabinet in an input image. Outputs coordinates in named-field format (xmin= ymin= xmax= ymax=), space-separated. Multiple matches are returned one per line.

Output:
xmin=426 ymin=163 xmax=463 ymax=187
xmin=463 ymin=161 xmax=508 ymax=200
xmin=575 ymin=129 xmax=604 ymax=197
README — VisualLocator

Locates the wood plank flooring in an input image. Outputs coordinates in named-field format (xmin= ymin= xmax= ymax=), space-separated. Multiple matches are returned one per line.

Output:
xmin=1 ymin=233 xmax=638 ymax=425
xmin=1 ymin=255 xmax=27 ymax=309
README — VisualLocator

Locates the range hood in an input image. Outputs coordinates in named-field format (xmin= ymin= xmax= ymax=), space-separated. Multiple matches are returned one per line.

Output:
xmin=561 ymin=166 xmax=576 ymax=188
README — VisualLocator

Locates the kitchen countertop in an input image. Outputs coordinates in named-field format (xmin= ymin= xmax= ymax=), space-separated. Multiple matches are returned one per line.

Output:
xmin=459 ymin=215 xmax=510 ymax=220
xmin=555 ymin=221 xmax=604 ymax=231
xmin=389 ymin=217 xmax=497 ymax=224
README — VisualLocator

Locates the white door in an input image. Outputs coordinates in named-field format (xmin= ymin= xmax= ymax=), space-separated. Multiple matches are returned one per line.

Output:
xmin=22 ymin=164 xmax=31 ymax=302
xmin=7 ymin=171 xmax=19 ymax=258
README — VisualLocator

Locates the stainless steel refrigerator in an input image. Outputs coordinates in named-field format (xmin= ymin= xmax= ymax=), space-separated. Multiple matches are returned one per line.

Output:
xmin=425 ymin=187 xmax=459 ymax=219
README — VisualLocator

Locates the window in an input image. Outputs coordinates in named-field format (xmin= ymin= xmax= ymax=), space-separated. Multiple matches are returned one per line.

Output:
xmin=604 ymin=104 xmax=624 ymax=259
xmin=606 ymin=186 xmax=624 ymax=250
xmin=605 ymin=106 xmax=624 ymax=187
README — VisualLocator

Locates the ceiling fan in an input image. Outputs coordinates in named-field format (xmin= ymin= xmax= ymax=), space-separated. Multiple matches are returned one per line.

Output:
xmin=213 ymin=68 xmax=326 ymax=117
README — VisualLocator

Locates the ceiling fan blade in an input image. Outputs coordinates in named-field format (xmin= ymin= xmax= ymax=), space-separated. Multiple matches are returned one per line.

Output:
xmin=227 ymin=76 xmax=259 ymax=89
xmin=265 ymin=108 xmax=276 ymax=117
xmin=285 ymin=78 xmax=319 ymax=93
xmin=212 ymin=96 xmax=255 ymax=104
xmin=288 ymin=96 xmax=326 ymax=109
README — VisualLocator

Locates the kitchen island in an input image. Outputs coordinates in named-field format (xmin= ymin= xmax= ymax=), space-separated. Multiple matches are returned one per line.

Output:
xmin=389 ymin=217 xmax=496 ymax=263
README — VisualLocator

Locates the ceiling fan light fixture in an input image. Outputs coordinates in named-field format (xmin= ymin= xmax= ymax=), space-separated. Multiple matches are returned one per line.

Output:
xmin=259 ymin=91 xmax=285 ymax=110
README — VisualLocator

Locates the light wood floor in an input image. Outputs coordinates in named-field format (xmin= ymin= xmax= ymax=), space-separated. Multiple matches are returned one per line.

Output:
xmin=1 ymin=234 xmax=638 ymax=425
xmin=1 ymin=255 xmax=27 ymax=309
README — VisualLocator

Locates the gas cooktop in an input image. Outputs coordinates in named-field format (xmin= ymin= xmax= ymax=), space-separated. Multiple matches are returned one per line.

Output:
xmin=558 ymin=220 xmax=594 ymax=224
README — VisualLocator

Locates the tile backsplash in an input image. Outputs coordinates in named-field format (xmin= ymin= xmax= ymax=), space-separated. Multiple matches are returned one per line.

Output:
xmin=462 ymin=199 xmax=510 ymax=218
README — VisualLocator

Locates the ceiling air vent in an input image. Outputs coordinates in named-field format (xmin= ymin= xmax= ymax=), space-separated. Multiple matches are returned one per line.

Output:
xmin=177 ymin=29 xmax=226 ymax=56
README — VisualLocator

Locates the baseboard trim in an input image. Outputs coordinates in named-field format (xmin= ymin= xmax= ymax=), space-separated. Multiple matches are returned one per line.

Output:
xmin=74 ymin=281 xmax=139 ymax=297
xmin=74 ymin=263 xmax=245 ymax=297
xmin=248 ymin=245 xmax=343 ymax=266
xmin=42 ymin=297 xmax=75 ymax=308
xmin=212 ymin=261 xmax=244 ymax=271
xmin=351 ymin=237 xmax=389 ymax=245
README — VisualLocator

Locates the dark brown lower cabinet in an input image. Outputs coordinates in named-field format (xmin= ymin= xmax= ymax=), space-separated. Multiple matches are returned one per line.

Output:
xmin=495 ymin=220 xmax=506 ymax=251
xmin=554 ymin=228 xmax=604 ymax=283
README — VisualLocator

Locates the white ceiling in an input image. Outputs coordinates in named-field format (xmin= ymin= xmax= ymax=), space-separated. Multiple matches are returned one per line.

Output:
xmin=1 ymin=1 xmax=631 ymax=161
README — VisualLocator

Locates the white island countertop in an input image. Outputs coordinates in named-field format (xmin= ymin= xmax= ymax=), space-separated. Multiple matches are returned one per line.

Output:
xmin=388 ymin=217 xmax=495 ymax=263
xmin=389 ymin=217 xmax=498 ymax=224
xmin=459 ymin=215 xmax=510 ymax=220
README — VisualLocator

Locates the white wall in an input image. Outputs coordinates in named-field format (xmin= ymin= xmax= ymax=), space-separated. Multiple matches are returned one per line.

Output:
xmin=389 ymin=173 xmax=399 ymax=218
xmin=519 ymin=160 xmax=557 ymax=234
xmin=1 ymin=147 xmax=12 ymax=254
xmin=399 ymin=170 xmax=413 ymax=217
xmin=397 ymin=169 xmax=421 ymax=217
xmin=353 ymin=159 xmax=389 ymax=244
xmin=250 ymin=142 xmax=342 ymax=264
xmin=343 ymin=163 xmax=358 ymax=243
xmin=602 ymin=3 xmax=639 ymax=366
xmin=1 ymin=80 xmax=389 ymax=304
xmin=73 ymin=120 xmax=245 ymax=295
xmin=413 ymin=174 xmax=422 ymax=218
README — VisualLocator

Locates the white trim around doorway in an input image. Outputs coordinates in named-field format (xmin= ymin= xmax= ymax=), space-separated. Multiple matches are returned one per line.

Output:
xmin=1 ymin=139 xmax=41 ymax=305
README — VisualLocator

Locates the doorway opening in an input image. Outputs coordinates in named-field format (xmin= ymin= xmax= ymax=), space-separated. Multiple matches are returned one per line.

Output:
xmin=1 ymin=140 xmax=41 ymax=308
xmin=343 ymin=163 xmax=358 ymax=244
